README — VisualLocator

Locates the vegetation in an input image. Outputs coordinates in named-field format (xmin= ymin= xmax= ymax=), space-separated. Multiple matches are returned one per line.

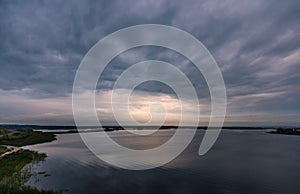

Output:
xmin=0 ymin=129 xmax=59 ymax=193
xmin=0 ymin=145 xmax=7 ymax=155
xmin=0 ymin=129 xmax=8 ymax=135
xmin=0 ymin=150 xmax=60 ymax=194
xmin=0 ymin=129 xmax=56 ymax=147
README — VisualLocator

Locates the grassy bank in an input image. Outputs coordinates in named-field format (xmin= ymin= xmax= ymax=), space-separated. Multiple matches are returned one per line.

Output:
xmin=0 ymin=129 xmax=56 ymax=147
xmin=0 ymin=145 xmax=7 ymax=155
xmin=0 ymin=150 xmax=60 ymax=194
xmin=0 ymin=129 xmax=60 ymax=193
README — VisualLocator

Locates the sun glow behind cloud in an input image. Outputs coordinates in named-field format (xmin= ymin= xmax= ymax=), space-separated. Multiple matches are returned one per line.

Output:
xmin=95 ymin=89 xmax=205 ymax=126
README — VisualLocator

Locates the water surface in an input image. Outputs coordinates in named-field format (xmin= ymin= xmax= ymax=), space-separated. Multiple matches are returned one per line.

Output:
xmin=24 ymin=129 xmax=300 ymax=193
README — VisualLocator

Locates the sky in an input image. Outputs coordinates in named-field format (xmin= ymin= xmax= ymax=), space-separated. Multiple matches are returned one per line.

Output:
xmin=0 ymin=0 xmax=299 ymax=126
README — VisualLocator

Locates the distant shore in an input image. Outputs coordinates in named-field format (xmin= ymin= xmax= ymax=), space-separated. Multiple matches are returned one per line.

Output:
xmin=0 ymin=124 xmax=282 ymax=132
xmin=267 ymin=128 xmax=300 ymax=136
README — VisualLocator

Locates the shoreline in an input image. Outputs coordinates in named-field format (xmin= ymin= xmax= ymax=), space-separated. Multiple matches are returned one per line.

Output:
xmin=0 ymin=129 xmax=60 ymax=193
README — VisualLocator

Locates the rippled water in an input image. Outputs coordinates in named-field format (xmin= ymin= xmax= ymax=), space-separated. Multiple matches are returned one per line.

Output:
xmin=23 ymin=129 xmax=300 ymax=193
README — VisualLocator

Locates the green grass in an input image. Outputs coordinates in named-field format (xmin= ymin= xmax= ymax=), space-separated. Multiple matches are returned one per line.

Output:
xmin=0 ymin=129 xmax=56 ymax=147
xmin=0 ymin=150 xmax=45 ymax=182
xmin=0 ymin=145 xmax=7 ymax=155
xmin=0 ymin=150 xmax=61 ymax=194
xmin=0 ymin=129 xmax=59 ymax=193
xmin=0 ymin=129 xmax=8 ymax=135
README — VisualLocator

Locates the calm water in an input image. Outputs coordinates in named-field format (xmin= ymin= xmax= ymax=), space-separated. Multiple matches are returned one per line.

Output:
xmin=23 ymin=130 xmax=300 ymax=194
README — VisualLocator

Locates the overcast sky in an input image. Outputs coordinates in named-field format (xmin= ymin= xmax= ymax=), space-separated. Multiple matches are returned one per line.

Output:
xmin=0 ymin=0 xmax=299 ymax=126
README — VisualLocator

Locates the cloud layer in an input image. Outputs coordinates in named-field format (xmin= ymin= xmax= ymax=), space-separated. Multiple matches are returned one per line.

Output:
xmin=0 ymin=0 xmax=299 ymax=126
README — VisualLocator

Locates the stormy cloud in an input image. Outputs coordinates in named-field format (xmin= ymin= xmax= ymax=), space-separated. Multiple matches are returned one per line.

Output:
xmin=0 ymin=0 xmax=299 ymax=126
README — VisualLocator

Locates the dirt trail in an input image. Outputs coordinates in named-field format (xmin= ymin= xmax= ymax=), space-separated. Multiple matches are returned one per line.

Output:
xmin=0 ymin=145 xmax=22 ymax=158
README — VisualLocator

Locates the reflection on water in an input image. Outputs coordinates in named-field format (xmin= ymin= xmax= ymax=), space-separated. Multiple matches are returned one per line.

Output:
xmin=24 ymin=130 xmax=300 ymax=193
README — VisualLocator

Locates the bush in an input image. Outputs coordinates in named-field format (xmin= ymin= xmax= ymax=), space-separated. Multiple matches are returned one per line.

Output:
xmin=0 ymin=129 xmax=8 ymax=135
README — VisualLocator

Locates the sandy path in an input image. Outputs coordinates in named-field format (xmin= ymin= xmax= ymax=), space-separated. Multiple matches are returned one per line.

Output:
xmin=0 ymin=145 xmax=22 ymax=158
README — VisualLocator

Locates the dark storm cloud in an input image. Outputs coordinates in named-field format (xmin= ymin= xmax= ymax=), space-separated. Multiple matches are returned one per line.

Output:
xmin=0 ymin=0 xmax=299 ymax=125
